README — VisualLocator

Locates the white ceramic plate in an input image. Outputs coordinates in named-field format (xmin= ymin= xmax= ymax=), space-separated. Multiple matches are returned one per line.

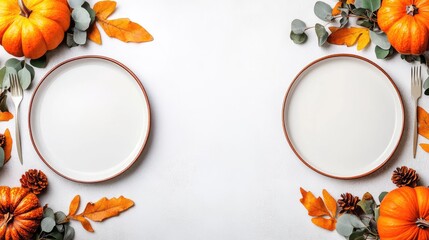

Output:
xmin=29 ymin=56 xmax=151 ymax=183
xmin=282 ymin=54 xmax=404 ymax=179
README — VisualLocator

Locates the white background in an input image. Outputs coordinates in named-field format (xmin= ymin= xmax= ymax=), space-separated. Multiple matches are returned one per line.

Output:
xmin=0 ymin=0 xmax=426 ymax=239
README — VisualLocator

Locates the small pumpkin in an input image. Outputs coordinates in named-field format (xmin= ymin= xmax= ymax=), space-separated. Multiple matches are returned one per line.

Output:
xmin=0 ymin=187 xmax=43 ymax=240
xmin=378 ymin=0 xmax=429 ymax=55
xmin=0 ymin=0 xmax=70 ymax=59
xmin=378 ymin=186 xmax=429 ymax=240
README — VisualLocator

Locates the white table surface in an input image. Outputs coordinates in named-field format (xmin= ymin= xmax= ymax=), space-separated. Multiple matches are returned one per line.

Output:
xmin=0 ymin=0 xmax=425 ymax=239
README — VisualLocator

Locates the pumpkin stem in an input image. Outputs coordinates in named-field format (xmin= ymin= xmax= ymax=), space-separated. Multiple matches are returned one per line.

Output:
xmin=416 ymin=218 xmax=429 ymax=229
xmin=0 ymin=212 xmax=13 ymax=228
xmin=406 ymin=5 xmax=419 ymax=16
xmin=18 ymin=0 xmax=32 ymax=18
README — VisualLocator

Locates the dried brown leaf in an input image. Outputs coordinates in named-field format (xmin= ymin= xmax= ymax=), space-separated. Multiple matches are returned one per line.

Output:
xmin=98 ymin=18 xmax=153 ymax=43
xmin=68 ymin=195 xmax=81 ymax=216
xmin=70 ymin=215 xmax=94 ymax=232
xmin=93 ymin=1 xmax=117 ymax=20
xmin=82 ymin=196 xmax=134 ymax=222
xmin=88 ymin=24 xmax=102 ymax=45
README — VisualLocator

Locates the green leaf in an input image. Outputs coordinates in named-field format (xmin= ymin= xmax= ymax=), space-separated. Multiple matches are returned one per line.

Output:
xmin=290 ymin=31 xmax=308 ymax=44
xmin=68 ymin=0 xmax=85 ymax=8
xmin=66 ymin=33 xmax=79 ymax=48
xmin=291 ymin=19 xmax=306 ymax=34
xmin=352 ymin=8 xmax=367 ymax=16
xmin=314 ymin=1 xmax=333 ymax=22
xmin=64 ymin=225 xmax=75 ymax=240
xmin=0 ymin=148 xmax=5 ymax=168
xmin=72 ymin=7 xmax=91 ymax=31
xmin=25 ymin=64 xmax=35 ymax=81
xmin=375 ymin=45 xmax=390 ymax=59
xmin=423 ymin=77 xmax=429 ymax=90
xmin=425 ymin=88 xmax=429 ymax=96
xmin=340 ymin=17 xmax=348 ymax=28
xmin=374 ymin=206 xmax=380 ymax=222
xmin=356 ymin=19 xmax=373 ymax=28
xmin=336 ymin=214 xmax=366 ymax=237
xmin=18 ymin=67 xmax=31 ymax=90
xmin=315 ymin=23 xmax=328 ymax=46
xmin=0 ymin=91 xmax=8 ymax=112
xmin=378 ymin=191 xmax=388 ymax=202
xmin=41 ymin=217 xmax=56 ymax=232
xmin=46 ymin=230 xmax=63 ymax=240
xmin=0 ymin=67 xmax=6 ymax=90
xmin=55 ymin=211 xmax=67 ymax=224
xmin=3 ymin=67 xmax=17 ymax=90
xmin=56 ymin=223 xmax=64 ymax=233
xmin=355 ymin=0 xmax=381 ymax=12
xmin=30 ymin=55 xmax=47 ymax=68
xmin=43 ymin=208 xmax=55 ymax=219
xmin=370 ymin=31 xmax=391 ymax=50
xmin=73 ymin=28 xmax=87 ymax=45
xmin=5 ymin=58 xmax=22 ymax=72
xmin=82 ymin=2 xmax=96 ymax=25
xmin=349 ymin=229 xmax=367 ymax=240
xmin=357 ymin=198 xmax=375 ymax=215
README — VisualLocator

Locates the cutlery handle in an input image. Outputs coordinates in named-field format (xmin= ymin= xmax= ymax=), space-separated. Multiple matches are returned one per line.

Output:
xmin=15 ymin=110 xmax=22 ymax=164
xmin=414 ymin=103 xmax=418 ymax=158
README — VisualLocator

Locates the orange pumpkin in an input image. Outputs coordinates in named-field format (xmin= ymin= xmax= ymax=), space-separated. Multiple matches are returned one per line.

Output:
xmin=378 ymin=0 xmax=429 ymax=55
xmin=0 ymin=0 xmax=70 ymax=59
xmin=378 ymin=186 xmax=429 ymax=240
xmin=0 ymin=187 xmax=43 ymax=240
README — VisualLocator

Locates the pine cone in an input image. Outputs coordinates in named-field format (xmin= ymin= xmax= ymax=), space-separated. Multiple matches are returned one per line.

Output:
xmin=392 ymin=166 xmax=419 ymax=188
xmin=20 ymin=169 xmax=48 ymax=195
xmin=338 ymin=193 xmax=362 ymax=215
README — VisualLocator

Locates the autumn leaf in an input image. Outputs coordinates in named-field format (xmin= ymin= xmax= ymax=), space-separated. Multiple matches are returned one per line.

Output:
xmin=90 ymin=1 xmax=153 ymax=44
xmin=69 ymin=195 xmax=81 ymax=216
xmin=418 ymin=106 xmax=429 ymax=139
xmin=82 ymin=196 xmax=134 ymax=221
xmin=420 ymin=143 xmax=429 ymax=152
xmin=328 ymin=27 xmax=370 ymax=50
xmin=0 ymin=112 xmax=13 ymax=121
xmin=70 ymin=215 xmax=94 ymax=232
xmin=88 ymin=24 xmax=102 ymax=45
xmin=332 ymin=2 xmax=342 ymax=16
xmin=98 ymin=18 xmax=153 ymax=43
xmin=4 ymin=129 xmax=11 ymax=162
xmin=311 ymin=217 xmax=336 ymax=231
xmin=300 ymin=188 xmax=330 ymax=217
xmin=300 ymin=188 xmax=337 ymax=231
xmin=322 ymin=189 xmax=337 ymax=218
xmin=346 ymin=0 xmax=355 ymax=4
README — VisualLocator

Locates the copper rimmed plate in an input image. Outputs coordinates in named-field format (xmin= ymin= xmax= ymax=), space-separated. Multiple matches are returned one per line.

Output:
xmin=282 ymin=54 xmax=404 ymax=179
xmin=29 ymin=56 xmax=151 ymax=183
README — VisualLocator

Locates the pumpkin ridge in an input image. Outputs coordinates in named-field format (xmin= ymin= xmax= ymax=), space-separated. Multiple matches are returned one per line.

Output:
xmin=29 ymin=12 xmax=64 ymax=50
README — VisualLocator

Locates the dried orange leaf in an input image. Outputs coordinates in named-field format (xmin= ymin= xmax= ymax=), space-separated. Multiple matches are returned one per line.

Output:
xmin=82 ymin=196 xmax=134 ymax=222
xmin=418 ymin=107 xmax=429 ymax=140
xmin=327 ymin=27 xmax=370 ymax=50
xmin=322 ymin=189 xmax=337 ymax=218
xmin=332 ymin=2 xmax=342 ymax=16
xmin=420 ymin=144 xmax=429 ymax=152
xmin=98 ymin=18 xmax=153 ymax=43
xmin=93 ymin=1 xmax=117 ymax=20
xmin=346 ymin=0 xmax=355 ymax=4
xmin=68 ymin=195 xmax=81 ymax=216
xmin=300 ymin=188 xmax=330 ymax=217
xmin=88 ymin=24 xmax=102 ymax=45
xmin=4 ymin=129 xmax=12 ymax=162
xmin=311 ymin=217 xmax=336 ymax=231
xmin=0 ymin=112 xmax=13 ymax=121
xmin=70 ymin=215 xmax=94 ymax=232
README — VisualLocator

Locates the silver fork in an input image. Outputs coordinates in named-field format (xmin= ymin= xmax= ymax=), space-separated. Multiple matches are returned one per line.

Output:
xmin=9 ymin=73 xmax=23 ymax=164
xmin=411 ymin=65 xmax=422 ymax=159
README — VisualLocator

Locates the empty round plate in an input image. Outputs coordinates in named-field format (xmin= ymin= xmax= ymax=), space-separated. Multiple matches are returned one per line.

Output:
xmin=29 ymin=56 xmax=151 ymax=183
xmin=282 ymin=54 xmax=404 ymax=179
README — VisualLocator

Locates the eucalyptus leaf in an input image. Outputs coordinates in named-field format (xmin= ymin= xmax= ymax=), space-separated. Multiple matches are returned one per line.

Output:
xmin=340 ymin=17 xmax=349 ymax=28
xmin=339 ymin=7 xmax=349 ymax=14
xmin=72 ymin=7 xmax=91 ymax=31
xmin=0 ymin=148 xmax=5 ymax=168
xmin=336 ymin=214 xmax=366 ymax=237
xmin=370 ymin=31 xmax=391 ymax=50
xmin=3 ymin=67 xmax=17 ymax=90
xmin=0 ymin=67 xmax=6 ymax=90
xmin=5 ymin=58 xmax=22 ymax=72
xmin=424 ymin=77 xmax=429 ymax=90
xmin=375 ymin=46 xmax=390 ymax=59
xmin=55 ymin=211 xmax=67 ymax=224
xmin=425 ymin=88 xmax=429 ymax=96
xmin=374 ymin=206 xmax=380 ymax=222
xmin=25 ymin=64 xmax=35 ymax=81
xmin=378 ymin=191 xmax=388 ymax=202
xmin=82 ymin=2 xmax=96 ymax=24
xmin=0 ymin=92 xmax=7 ymax=112
xmin=352 ymin=8 xmax=367 ymax=16
xmin=18 ymin=67 xmax=31 ymax=90
xmin=291 ymin=19 xmax=306 ymax=35
xmin=41 ymin=217 xmax=56 ymax=232
xmin=56 ymin=223 xmax=64 ymax=233
xmin=64 ymin=225 xmax=75 ymax=240
xmin=357 ymin=19 xmax=373 ymax=28
xmin=349 ymin=229 xmax=367 ymax=240
xmin=315 ymin=23 xmax=328 ymax=46
xmin=66 ymin=33 xmax=79 ymax=48
xmin=73 ymin=28 xmax=87 ymax=45
xmin=46 ymin=230 xmax=63 ymax=240
xmin=290 ymin=31 xmax=308 ymax=44
xmin=30 ymin=55 xmax=47 ymax=68
xmin=355 ymin=0 xmax=381 ymax=12
xmin=43 ymin=208 xmax=55 ymax=219
xmin=68 ymin=0 xmax=85 ymax=8
xmin=314 ymin=1 xmax=333 ymax=22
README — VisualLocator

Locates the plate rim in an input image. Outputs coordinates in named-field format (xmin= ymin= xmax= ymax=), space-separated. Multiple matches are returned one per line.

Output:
xmin=281 ymin=53 xmax=405 ymax=179
xmin=28 ymin=55 xmax=152 ymax=183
